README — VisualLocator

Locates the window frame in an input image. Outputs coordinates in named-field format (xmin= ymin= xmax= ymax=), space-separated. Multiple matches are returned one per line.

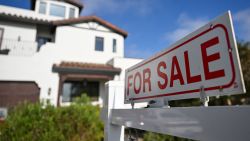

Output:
xmin=95 ymin=37 xmax=104 ymax=51
xmin=113 ymin=39 xmax=117 ymax=53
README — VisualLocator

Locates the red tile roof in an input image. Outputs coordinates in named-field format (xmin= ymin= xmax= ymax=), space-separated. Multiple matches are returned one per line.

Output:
xmin=53 ymin=16 xmax=128 ymax=38
xmin=53 ymin=61 xmax=121 ymax=72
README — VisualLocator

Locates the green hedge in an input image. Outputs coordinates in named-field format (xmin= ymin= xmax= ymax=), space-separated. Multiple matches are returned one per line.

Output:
xmin=0 ymin=94 xmax=103 ymax=141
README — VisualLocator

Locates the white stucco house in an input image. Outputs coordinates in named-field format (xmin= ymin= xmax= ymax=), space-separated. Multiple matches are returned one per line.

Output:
xmin=0 ymin=0 xmax=142 ymax=110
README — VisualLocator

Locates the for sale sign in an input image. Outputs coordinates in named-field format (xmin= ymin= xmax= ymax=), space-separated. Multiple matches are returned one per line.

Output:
xmin=125 ymin=11 xmax=245 ymax=103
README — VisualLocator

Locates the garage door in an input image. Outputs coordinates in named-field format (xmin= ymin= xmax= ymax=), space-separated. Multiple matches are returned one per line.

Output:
xmin=0 ymin=81 xmax=40 ymax=108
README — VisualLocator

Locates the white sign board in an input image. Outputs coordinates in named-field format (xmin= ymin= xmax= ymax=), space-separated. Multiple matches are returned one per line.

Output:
xmin=125 ymin=11 xmax=245 ymax=103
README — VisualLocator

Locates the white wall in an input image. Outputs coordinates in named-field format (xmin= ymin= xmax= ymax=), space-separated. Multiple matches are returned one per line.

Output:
xmin=108 ymin=57 xmax=143 ymax=81
xmin=55 ymin=23 xmax=124 ymax=64
xmin=0 ymin=21 xmax=37 ymax=56
xmin=0 ymin=21 xmax=36 ymax=41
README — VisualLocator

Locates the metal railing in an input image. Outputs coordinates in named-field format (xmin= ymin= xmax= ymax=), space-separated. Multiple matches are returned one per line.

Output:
xmin=0 ymin=38 xmax=38 ymax=56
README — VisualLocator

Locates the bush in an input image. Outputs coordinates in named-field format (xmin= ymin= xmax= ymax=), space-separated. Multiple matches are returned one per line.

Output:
xmin=0 ymin=94 xmax=103 ymax=141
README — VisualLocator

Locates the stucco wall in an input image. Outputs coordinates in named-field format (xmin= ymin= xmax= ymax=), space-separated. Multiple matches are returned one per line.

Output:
xmin=108 ymin=57 xmax=143 ymax=81
xmin=0 ymin=21 xmax=36 ymax=41
xmin=55 ymin=24 xmax=124 ymax=63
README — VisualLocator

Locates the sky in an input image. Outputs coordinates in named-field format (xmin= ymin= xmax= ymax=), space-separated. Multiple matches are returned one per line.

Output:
xmin=0 ymin=0 xmax=250 ymax=59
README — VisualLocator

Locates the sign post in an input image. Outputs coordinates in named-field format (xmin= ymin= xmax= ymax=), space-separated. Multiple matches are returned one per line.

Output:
xmin=125 ymin=11 xmax=245 ymax=104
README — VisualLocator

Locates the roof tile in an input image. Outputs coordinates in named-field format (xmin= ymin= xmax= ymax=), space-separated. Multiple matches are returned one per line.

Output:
xmin=54 ymin=61 xmax=121 ymax=72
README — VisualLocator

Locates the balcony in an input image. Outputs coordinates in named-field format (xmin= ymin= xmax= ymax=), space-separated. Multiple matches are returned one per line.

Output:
xmin=0 ymin=38 xmax=38 ymax=56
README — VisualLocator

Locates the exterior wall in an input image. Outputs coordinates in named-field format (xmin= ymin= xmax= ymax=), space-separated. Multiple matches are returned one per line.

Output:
xmin=55 ymin=24 xmax=124 ymax=64
xmin=108 ymin=57 xmax=143 ymax=81
xmin=0 ymin=21 xmax=36 ymax=41
xmin=0 ymin=21 xmax=37 ymax=56
xmin=0 ymin=46 xmax=59 ymax=105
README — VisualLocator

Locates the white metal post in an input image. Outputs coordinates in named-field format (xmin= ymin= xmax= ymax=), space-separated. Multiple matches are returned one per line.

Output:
xmin=101 ymin=81 xmax=125 ymax=141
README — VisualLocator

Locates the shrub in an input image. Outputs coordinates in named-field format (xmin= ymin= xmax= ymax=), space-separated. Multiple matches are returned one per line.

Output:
xmin=0 ymin=94 xmax=103 ymax=141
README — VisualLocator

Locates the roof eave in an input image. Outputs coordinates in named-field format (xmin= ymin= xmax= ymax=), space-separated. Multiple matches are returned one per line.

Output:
xmin=53 ymin=16 xmax=128 ymax=38
xmin=52 ymin=65 xmax=121 ymax=76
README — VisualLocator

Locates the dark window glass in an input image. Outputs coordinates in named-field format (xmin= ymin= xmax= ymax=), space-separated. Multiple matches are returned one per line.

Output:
xmin=37 ymin=37 xmax=51 ymax=51
xmin=95 ymin=37 xmax=104 ymax=51
xmin=113 ymin=39 xmax=117 ymax=53
xmin=69 ymin=8 xmax=75 ymax=18
xmin=50 ymin=4 xmax=65 ymax=18
xmin=39 ymin=1 xmax=46 ymax=14
xmin=62 ymin=81 xmax=99 ymax=102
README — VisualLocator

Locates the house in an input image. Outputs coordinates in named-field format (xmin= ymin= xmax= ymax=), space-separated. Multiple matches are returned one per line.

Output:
xmin=0 ymin=0 xmax=142 ymax=112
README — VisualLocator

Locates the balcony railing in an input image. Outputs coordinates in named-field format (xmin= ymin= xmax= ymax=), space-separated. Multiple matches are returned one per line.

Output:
xmin=0 ymin=38 xmax=38 ymax=56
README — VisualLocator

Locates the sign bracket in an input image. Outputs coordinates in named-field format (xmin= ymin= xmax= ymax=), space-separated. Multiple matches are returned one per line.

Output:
xmin=200 ymin=86 xmax=209 ymax=107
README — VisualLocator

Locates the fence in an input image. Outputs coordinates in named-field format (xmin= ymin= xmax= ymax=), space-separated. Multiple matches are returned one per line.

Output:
xmin=101 ymin=81 xmax=250 ymax=141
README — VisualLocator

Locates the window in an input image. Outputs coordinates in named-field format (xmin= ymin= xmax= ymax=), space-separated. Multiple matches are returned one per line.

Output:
xmin=39 ymin=1 xmax=46 ymax=14
xmin=113 ymin=39 xmax=117 ymax=53
xmin=69 ymin=8 xmax=75 ymax=18
xmin=37 ymin=36 xmax=51 ymax=51
xmin=49 ymin=4 xmax=65 ymax=18
xmin=95 ymin=37 xmax=104 ymax=51
xmin=62 ymin=81 xmax=99 ymax=102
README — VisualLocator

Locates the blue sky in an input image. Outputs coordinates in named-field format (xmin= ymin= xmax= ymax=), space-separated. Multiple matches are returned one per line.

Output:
xmin=0 ymin=0 xmax=250 ymax=59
